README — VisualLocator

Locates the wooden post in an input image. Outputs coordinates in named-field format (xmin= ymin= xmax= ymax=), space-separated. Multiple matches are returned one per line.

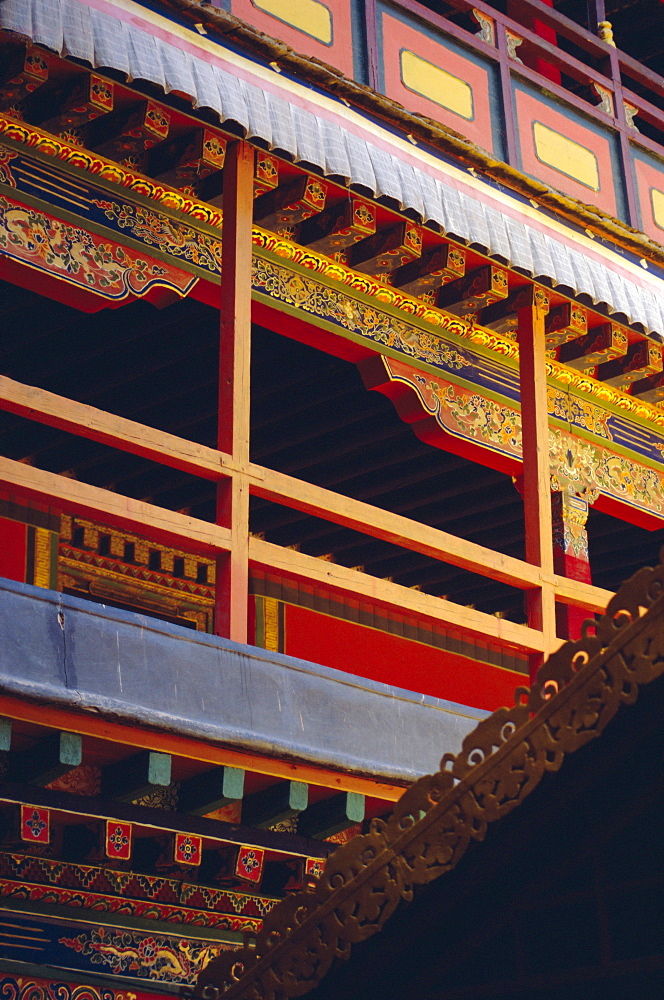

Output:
xmin=495 ymin=23 xmax=520 ymax=167
xmin=215 ymin=140 xmax=254 ymax=643
xmin=517 ymin=293 xmax=557 ymax=671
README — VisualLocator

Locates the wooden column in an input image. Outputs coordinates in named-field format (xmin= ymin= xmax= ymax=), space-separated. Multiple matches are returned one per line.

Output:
xmin=517 ymin=293 xmax=557 ymax=672
xmin=215 ymin=140 xmax=254 ymax=642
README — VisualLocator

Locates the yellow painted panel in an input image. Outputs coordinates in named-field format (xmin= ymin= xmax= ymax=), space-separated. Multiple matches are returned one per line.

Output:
xmin=400 ymin=49 xmax=474 ymax=120
xmin=651 ymin=187 xmax=664 ymax=230
xmin=532 ymin=121 xmax=600 ymax=191
xmin=263 ymin=596 xmax=281 ymax=651
xmin=33 ymin=528 xmax=54 ymax=589
xmin=253 ymin=0 xmax=332 ymax=44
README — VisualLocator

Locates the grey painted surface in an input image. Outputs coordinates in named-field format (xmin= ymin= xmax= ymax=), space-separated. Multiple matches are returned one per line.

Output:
xmin=0 ymin=579 xmax=487 ymax=782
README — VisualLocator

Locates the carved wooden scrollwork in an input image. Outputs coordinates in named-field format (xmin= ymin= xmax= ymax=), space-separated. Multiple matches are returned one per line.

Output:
xmin=186 ymin=550 xmax=664 ymax=1000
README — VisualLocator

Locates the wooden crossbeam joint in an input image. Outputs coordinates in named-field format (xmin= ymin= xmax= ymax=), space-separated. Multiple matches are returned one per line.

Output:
xmin=0 ymin=44 xmax=49 ymax=114
xmin=8 ymin=730 xmax=82 ymax=786
xmin=298 ymin=792 xmax=365 ymax=840
xmin=595 ymin=337 xmax=662 ymax=388
xmin=242 ymin=780 xmax=309 ymax=829
xmin=253 ymin=175 xmax=327 ymax=235
xmin=294 ymin=197 xmax=376 ymax=257
xmin=480 ymin=284 xmax=550 ymax=336
xmin=101 ymin=750 xmax=172 ymax=802
xmin=544 ymin=301 xmax=588 ymax=347
xmin=147 ymin=128 xmax=227 ymax=195
xmin=628 ymin=370 xmax=664 ymax=402
xmin=28 ymin=73 xmax=114 ymax=137
xmin=83 ymin=100 xmax=170 ymax=168
xmin=347 ymin=221 xmax=422 ymax=278
xmin=557 ymin=322 xmax=628 ymax=369
xmin=178 ymin=765 xmax=245 ymax=816
xmin=436 ymin=264 xmax=509 ymax=316
xmin=390 ymin=242 xmax=466 ymax=297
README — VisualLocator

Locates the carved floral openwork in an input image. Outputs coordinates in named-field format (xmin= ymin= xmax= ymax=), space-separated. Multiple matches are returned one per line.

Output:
xmin=187 ymin=551 xmax=664 ymax=1000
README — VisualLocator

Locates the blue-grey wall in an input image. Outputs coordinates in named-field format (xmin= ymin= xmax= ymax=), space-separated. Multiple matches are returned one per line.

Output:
xmin=0 ymin=579 xmax=487 ymax=782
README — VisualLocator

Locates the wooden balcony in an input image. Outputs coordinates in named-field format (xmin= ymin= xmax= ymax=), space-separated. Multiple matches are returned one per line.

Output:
xmin=199 ymin=0 xmax=664 ymax=242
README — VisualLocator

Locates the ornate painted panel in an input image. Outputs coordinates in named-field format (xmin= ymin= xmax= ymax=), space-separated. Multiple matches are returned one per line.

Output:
xmin=377 ymin=4 xmax=500 ymax=155
xmin=512 ymin=81 xmax=624 ymax=220
xmin=58 ymin=515 xmax=216 ymax=631
xmin=0 ymin=909 xmax=231 ymax=986
xmin=632 ymin=146 xmax=664 ymax=246
xmin=229 ymin=0 xmax=356 ymax=78
xmin=0 ymin=976 xmax=169 ymax=1000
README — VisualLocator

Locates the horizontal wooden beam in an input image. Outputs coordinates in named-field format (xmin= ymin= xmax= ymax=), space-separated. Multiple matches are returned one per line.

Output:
xmin=0 ymin=695 xmax=407 ymax=801
xmin=0 ymin=385 xmax=613 ymax=644
xmin=251 ymin=468 xmax=612 ymax=614
xmin=0 ymin=376 xmax=540 ymax=590
xmin=298 ymin=791 xmax=365 ymax=840
xmin=551 ymin=577 xmax=613 ymax=614
xmin=0 ymin=456 xmax=232 ymax=554
xmin=250 ymin=464 xmax=542 ymax=591
xmin=0 ymin=375 xmax=234 ymax=481
xmin=248 ymin=536 xmax=549 ymax=653
xmin=0 ymin=780 xmax=333 ymax=857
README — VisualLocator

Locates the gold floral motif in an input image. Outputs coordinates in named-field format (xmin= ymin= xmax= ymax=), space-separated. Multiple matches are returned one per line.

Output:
xmin=386 ymin=360 xmax=664 ymax=515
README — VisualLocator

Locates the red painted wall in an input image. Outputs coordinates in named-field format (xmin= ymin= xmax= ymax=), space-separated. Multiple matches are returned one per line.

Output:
xmin=0 ymin=516 xmax=27 ymax=583
xmin=282 ymin=603 xmax=523 ymax=712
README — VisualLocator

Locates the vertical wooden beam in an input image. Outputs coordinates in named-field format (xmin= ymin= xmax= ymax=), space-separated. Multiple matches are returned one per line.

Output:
xmin=215 ymin=140 xmax=254 ymax=643
xmin=602 ymin=39 xmax=639 ymax=229
xmin=364 ymin=0 xmax=380 ymax=92
xmin=517 ymin=297 xmax=557 ymax=669
xmin=495 ymin=23 xmax=520 ymax=167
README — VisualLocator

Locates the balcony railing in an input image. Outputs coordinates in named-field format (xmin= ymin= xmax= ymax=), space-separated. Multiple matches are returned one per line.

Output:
xmin=200 ymin=0 xmax=664 ymax=242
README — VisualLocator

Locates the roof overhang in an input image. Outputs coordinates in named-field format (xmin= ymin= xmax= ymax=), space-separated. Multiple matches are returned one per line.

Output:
xmin=2 ymin=0 xmax=663 ymax=337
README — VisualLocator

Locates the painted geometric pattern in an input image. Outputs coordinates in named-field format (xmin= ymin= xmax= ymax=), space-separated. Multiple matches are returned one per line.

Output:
xmin=0 ymin=877 xmax=264 ymax=934
xmin=0 ymin=853 xmax=277 ymax=924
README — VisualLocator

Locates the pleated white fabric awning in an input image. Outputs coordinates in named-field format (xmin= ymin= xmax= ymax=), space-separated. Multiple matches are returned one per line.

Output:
xmin=1 ymin=0 xmax=663 ymax=335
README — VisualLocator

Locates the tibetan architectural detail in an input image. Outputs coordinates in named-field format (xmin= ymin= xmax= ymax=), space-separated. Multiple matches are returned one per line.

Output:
xmin=0 ymin=0 xmax=660 ymax=994
xmin=191 ymin=552 xmax=664 ymax=999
